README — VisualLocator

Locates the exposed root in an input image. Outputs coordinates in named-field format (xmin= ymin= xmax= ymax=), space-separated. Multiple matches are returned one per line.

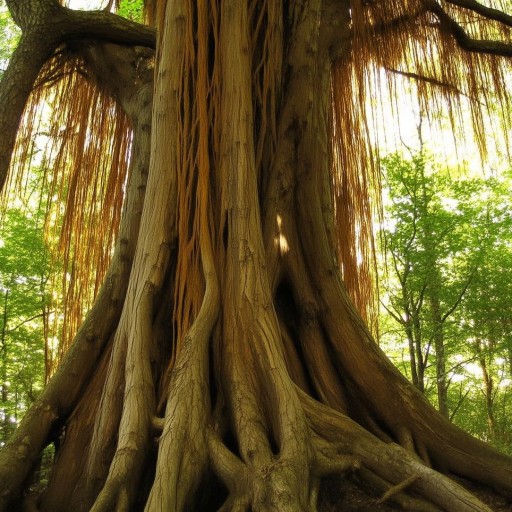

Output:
xmin=79 ymin=324 xmax=127 ymax=504
xmin=208 ymin=432 xmax=316 ymax=512
xmin=90 ymin=291 xmax=156 ymax=512
xmin=145 ymin=231 xmax=219 ymax=510
xmin=151 ymin=416 xmax=164 ymax=435
xmin=396 ymin=427 xmax=417 ymax=455
xmin=208 ymin=428 xmax=249 ymax=495
xmin=377 ymin=474 xmax=421 ymax=504
xmin=205 ymin=388 xmax=467 ymax=512
xmin=415 ymin=439 xmax=433 ymax=468
xmin=358 ymin=468 xmax=442 ymax=512
xmin=301 ymin=390 xmax=496 ymax=512
xmin=312 ymin=436 xmax=360 ymax=478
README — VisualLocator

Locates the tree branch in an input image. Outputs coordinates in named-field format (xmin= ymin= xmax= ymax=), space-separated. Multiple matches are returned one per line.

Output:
xmin=0 ymin=31 xmax=56 ymax=194
xmin=443 ymin=0 xmax=512 ymax=29
xmin=6 ymin=0 xmax=156 ymax=48
xmin=60 ymin=7 xmax=156 ymax=49
xmin=7 ymin=311 xmax=50 ymax=334
xmin=385 ymin=67 xmax=468 ymax=97
xmin=441 ymin=266 xmax=477 ymax=323
xmin=425 ymin=0 xmax=512 ymax=56
xmin=449 ymin=387 xmax=470 ymax=421
xmin=380 ymin=299 xmax=406 ymax=326
xmin=0 ymin=0 xmax=156 ymax=194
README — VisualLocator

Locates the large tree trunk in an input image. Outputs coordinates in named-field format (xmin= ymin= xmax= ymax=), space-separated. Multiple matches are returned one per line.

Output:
xmin=1 ymin=1 xmax=512 ymax=511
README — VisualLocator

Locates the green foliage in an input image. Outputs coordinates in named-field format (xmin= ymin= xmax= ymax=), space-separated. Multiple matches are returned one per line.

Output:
xmin=379 ymin=151 xmax=512 ymax=453
xmin=0 ymin=2 xmax=20 ymax=79
xmin=117 ymin=0 xmax=144 ymax=22
xmin=0 ymin=176 xmax=59 ymax=445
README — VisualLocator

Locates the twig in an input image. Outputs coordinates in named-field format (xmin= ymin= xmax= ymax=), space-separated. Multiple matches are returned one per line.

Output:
xmin=377 ymin=474 xmax=420 ymax=503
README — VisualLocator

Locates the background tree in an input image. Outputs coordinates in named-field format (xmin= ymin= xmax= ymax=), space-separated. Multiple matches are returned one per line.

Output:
xmin=380 ymin=151 xmax=485 ymax=414
xmin=0 ymin=161 xmax=67 ymax=446
xmin=380 ymin=151 xmax=512 ymax=454
xmin=0 ymin=203 xmax=48 ymax=444
xmin=1 ymin=1 xmax=512 ymax=511
xmin=455 ymin=172 xmax=512 ymax=452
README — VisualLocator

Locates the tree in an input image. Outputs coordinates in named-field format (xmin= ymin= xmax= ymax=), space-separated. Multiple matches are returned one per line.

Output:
xmin=379 ymin=152 xmax=485 ymax=415
xmin=379 ymin=151 xmax=512 ymax=448
xmin=1 ymin=1 xmax=512 ymax=511
xmin=0 ymin=161 xmax=69 ymax=446
xmin=0 ymin=203 xmax=49 ymax=444
xmin=455 ymin=173 xmax=512 ymax=450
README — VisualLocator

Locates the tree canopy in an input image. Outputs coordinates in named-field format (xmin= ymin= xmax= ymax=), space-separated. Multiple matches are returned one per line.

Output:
xmin=379 ymin=149 xmax=512 ymax=454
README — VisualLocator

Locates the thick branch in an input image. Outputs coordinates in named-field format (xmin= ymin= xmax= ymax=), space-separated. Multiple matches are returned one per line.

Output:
xmin=60 ymin=7 xmax=156 ymax=48
xmin=0 ymin=1 xmax=155 ymax=194
xmin=5 ymin=0 xmax=61 ymax=29
xmin=6 ymin=0 xmax=156 ymax=47
xmin=443 ymin=0 xmax=512 ymax=28
xmin=0 ymin=31 xmax=56 ymax=193
xmin=425 ymin=0 xmax=512 ymax=56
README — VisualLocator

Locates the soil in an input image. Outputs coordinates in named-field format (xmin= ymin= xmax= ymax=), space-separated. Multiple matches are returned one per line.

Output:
xmin=453 ymin=476 xmax=512 ymax=512
xmin=318 ymin=474 xmax=512 ymax=511
xmin=319 ymin=476 xmax=400 ymax=512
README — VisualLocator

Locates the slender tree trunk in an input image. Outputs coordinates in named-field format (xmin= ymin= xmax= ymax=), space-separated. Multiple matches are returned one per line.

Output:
xmin=413 ymin=306 xmax=426 ymax=394
xmin=430 ymin=292 xmax=449 ymax=419
xmin=401 ymin=287 xmax=421 ymax=391
xmin=1 ymin=289 xmax=9 ymax=443
xmin=406 ymin=321 xmax=419 ymax=388
xmin=475 ymin=339 xmax=496 ymax=441
xmin=508 ymin=344 xmax=512 ymax=377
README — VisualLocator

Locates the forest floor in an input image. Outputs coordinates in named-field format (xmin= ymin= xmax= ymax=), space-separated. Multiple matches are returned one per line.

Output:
xmin=318 ymin=474 xmax=512 ymax=511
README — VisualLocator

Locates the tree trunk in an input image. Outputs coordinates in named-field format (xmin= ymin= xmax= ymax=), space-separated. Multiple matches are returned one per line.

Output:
xmin=1 ymin=1 xmax=512 ymax=511
xmin=475 ymin=339 xmax=497 ymax=441
xmin=1 ymin=289 xmax=11 ymax=444
xmin=430 ymin=292 xmax=449 ymax=419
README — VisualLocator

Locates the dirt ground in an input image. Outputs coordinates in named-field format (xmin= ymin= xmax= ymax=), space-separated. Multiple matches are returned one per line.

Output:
xmin=318 ymin=474 xmax=512 ymax=511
